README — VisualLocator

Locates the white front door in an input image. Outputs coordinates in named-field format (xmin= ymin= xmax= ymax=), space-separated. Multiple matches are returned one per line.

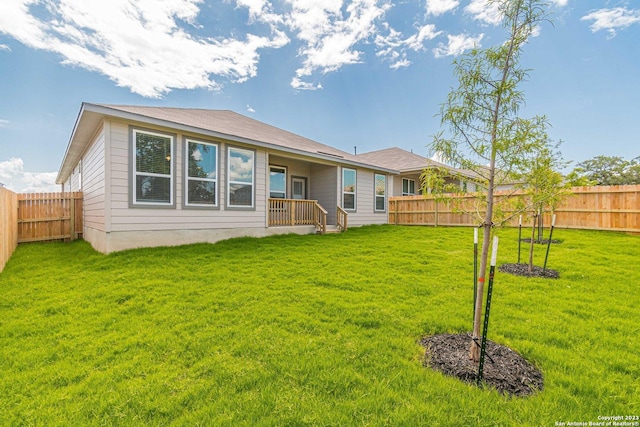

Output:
xmin=292 ymin=177 xmax=307 ymax=200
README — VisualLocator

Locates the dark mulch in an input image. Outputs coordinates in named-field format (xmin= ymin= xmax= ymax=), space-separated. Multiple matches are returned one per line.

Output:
xmin=499 ymin=263 xmax=560 ymax=279
xmin=519 ymin=238 xmax=561 ymax=244
xmin=421 ymin=333 xmax=544 ymax=397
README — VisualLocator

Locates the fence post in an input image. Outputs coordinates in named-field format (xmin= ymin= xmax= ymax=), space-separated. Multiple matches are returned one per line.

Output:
xmin=290 ymin=200 xmax=296 ymax=226
xmin=394 ymin=199 xmax=398 ymax=225
xmin=70 ymin=193 xmax=76 ymax=241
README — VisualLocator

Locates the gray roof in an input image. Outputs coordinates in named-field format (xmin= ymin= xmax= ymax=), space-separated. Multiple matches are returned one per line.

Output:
xmin=357 ymin=147 xmax=477 ymax=179
xmin=57 ymin=103 xmax=397 ymax=184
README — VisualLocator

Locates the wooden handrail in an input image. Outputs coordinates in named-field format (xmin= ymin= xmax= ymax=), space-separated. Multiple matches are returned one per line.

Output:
xmin=314 ymin=203 xmax=327 ymax=234
xmin=337 ymin=206 xmax=348 ymax=232
xmin=268 ymin=198 xmax=327 ymax=233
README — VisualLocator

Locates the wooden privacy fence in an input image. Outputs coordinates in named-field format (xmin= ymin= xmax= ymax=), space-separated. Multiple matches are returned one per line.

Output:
xmin=389 ymin=185 xmax=640 ymax=233
xmin=1 ymin=187 xmax=18 ymax=272
xmin=17 ymin=192 xmax=83 ymax=243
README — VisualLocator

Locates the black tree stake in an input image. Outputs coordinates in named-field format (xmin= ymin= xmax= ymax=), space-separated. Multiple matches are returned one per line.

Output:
xmin=478 ymin=236 xmax=499 ymax=386
xmin=543 ymin=214 xmax=556 ymax=273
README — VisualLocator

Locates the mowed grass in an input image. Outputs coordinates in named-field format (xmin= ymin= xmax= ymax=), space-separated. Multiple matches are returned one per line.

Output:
xmin=0 ymin=225 xmax=638 ymax=426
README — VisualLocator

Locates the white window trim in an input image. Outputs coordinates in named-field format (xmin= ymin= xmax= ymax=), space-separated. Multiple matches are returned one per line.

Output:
xmin=132 ymin=128 xmax=174 ymax=207
xmin=226 ymin=146 xmax=256 ymax=209
xmin=269 ymin=165 xmax=287 ymax=199
xmin=185 ymin=139 xmax=219 ymax=208
xmin=374 ymin=173 xmax=386 ymax=212
xmin=342 ymin=167 xmax=357 ymax=211
xmin=402 ymin=178 xmax=415 ymax=196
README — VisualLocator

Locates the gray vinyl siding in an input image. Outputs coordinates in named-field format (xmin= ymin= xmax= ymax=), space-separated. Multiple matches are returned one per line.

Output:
xmin=67 ymin=162 xmax=82 ymax=191
xmin=310 ymin=164 xmax=338 ymax=225
xmin=107 ymin=121 xmax=267 ymax=233
xmin=268 ymin=155 xmax=311 ymax=199
xmin=82 ymin=126 xmax=106 ymax=232
xmin=348 ymin=169 xmax=388 ymax=227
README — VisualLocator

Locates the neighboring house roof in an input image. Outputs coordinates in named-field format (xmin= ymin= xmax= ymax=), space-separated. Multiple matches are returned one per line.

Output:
xmin=56 ymin=103 xmax=397 ymax=184
xmin=356 ymin=147 xmax=477 ymax=180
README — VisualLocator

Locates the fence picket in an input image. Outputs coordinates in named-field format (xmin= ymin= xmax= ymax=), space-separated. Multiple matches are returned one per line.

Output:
xmin=15 ymin=192 xmax=83 ymax=244
xmin=1 ymin=187 xmax=19 ymax=272
xmin=389 ymin=185 xmax=640 ymax=233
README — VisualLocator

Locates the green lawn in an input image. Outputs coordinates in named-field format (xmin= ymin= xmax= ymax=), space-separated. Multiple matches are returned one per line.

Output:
xmin=1 ymin=225 xmax=638 ymax=426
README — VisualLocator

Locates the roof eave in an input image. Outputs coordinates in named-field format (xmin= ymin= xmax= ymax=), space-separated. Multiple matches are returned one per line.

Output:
xmin=56 ymin=102 xmax=90 ymax=184
xmin=56 ymin=103 xmax=398 ymax=184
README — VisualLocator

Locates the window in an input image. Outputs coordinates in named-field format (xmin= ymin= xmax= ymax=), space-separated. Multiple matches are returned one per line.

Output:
xmin=269 ymin=166 xmax=286 ymax=199
xmin=342 ymin=168 xmax=356 ymax=210
xmin=185 ymin=139 xmax=218 ymax=207
xmin=375 ymin=174 xmax=386 ymax=212
xmin=133 ymin=129 xmax=174 ymax=206
xmin=402 ymin=178 xmax=415 ymax=196
xmin=227 ymin=147 xmax=255 ymax=208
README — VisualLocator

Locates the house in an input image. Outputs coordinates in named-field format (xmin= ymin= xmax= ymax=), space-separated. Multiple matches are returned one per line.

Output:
xmin=356 ymin=147 xmax=479 ymax=195
xmin=56 ymin=103 xmax=397 ymax=253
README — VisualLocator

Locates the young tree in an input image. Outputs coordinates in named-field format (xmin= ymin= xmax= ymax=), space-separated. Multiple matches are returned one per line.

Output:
xmin=428 ymin=0 xmax=551 ymax=362
xmin=517 ymin=142 xmax=570 ymax=272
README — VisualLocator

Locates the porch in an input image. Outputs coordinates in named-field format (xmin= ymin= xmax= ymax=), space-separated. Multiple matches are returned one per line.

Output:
xmin=268 ymin=199 xmax=348 ymax=234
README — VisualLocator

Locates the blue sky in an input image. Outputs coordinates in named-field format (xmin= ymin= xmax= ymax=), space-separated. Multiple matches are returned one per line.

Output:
xmin=0 ymin=0 xmax=638 ymax=192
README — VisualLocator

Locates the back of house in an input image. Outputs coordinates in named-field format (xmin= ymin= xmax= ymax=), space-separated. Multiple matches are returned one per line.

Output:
xmin=56 ymin=103 xmax=397 ymax=253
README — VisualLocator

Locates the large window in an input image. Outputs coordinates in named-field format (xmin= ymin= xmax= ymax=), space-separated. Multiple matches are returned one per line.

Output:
xmin=375 ymin=174 xmax=386 ymax=212
xmin=342 ymin=168 xmax=356 ymax=211
xmin=269 ymin=166 xmax=286 ymax=199
xmin=133 ymin=129 xmax=174 ymax=206
xmin=185 ymin=139 xmax=218 ymax=207
xmin=402 ymin=178 xmax=415 ymax=196
xmin=227 ymin=147 xmax=255 ymax=208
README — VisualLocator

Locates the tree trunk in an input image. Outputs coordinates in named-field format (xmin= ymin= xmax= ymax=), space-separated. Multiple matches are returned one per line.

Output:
xmin=470 ymin=157 xmax=496 ymax=362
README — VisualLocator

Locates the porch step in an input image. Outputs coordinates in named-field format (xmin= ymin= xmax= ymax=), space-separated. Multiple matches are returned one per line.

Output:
xmin=322 ymin=225 xmax=342 ymax=234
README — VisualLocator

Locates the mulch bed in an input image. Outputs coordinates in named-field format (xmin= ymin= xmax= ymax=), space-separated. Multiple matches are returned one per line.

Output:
xmin=421 ymin=333 xmax=543 ymax=397
xmin=499 ymin=263 xmax=560 ymax=279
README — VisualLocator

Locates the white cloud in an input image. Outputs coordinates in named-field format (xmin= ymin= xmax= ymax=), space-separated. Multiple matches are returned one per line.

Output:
xmin=0 ymin=119 xmax=9 ymax=127
xmin=285 ymin=0 xmax=390 ymax=88
xmin=290 ymin=76 xmax=322 ymax=90
xmin=375 ymin=23 xmax=441 ymax=68
xmin=390 ymin=57 xmax=411 ymax=69
xmin=1 ymin=0 xmax=559 ymax=93
xmin=433 ymin=33 xmax=483 ymax=58
xmin=0 ymin=44 xmax=11 ymax=51
xmin=581 ymin=7 xmax=640 ymax=37
xmin=246 ymin=104 xmax=255 ymax=113
xmin=0 ymin=158 xmax=58 ymax=193
xmin=551 ymin=0 xmax=568 ymax=6
xmin=405 ymin=24 xmax=441 ymax=50
xmin=0 ymin=0 xmax=289 ymax=98
xmin=426 ymin=0 xmax=459 ymax=17
xmin=465 ymin=0 xmax=502 ymax=26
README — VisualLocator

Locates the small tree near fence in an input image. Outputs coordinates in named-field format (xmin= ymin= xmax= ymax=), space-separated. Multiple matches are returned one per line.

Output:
xmin=424 ymin=0 xmax=557 ymax=362
xmin=517 ymin=142 xmax=571 ymax=274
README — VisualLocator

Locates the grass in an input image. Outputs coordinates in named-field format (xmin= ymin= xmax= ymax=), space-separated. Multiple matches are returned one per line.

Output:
xmin=0 ymin=225 xmax=638 ymax=426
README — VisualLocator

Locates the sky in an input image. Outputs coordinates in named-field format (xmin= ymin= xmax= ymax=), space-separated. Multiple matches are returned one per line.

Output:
xmin=0 ymin=0 xmax=638 ymax=192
